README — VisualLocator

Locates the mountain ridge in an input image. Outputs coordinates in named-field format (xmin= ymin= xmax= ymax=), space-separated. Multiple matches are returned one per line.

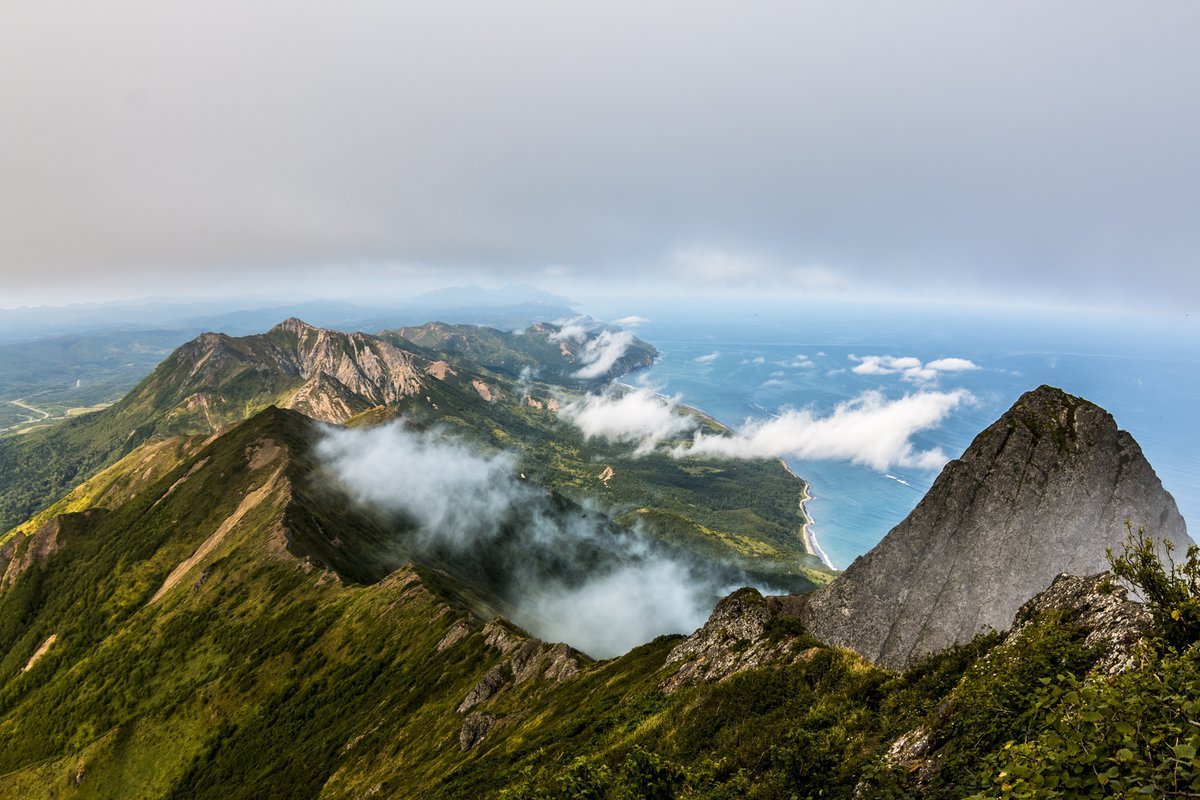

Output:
xmin=0 ymin=360 xmax=1194 ymax=795
xmin=0 ymin=318 xmax=660 ymax=535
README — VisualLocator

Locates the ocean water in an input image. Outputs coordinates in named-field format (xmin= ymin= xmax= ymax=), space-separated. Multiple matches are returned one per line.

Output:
xmin=598 ymin=301 xmax=1200 ymax=570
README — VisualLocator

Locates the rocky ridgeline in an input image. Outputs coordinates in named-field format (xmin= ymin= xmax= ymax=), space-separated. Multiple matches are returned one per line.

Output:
xmin=661 ymin=589 xmax=814 ymax=694
xmin=453 ymin=620 xmax=585 ymax=751
xmin=799 ymin=385 xmax=1190 ymax=668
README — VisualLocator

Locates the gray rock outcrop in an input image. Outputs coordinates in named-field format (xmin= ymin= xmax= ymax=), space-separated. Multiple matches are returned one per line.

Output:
xmin=801 ymin=385 xmax=1190 ymax=669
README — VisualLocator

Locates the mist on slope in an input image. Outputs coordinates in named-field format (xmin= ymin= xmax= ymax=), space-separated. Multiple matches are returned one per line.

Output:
xmin=315 ymin=422 xmax=746 ymax=657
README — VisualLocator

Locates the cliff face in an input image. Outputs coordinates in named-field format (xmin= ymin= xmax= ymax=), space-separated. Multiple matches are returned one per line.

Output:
xmin=801 ymin=385 xmax=1191 ymax=669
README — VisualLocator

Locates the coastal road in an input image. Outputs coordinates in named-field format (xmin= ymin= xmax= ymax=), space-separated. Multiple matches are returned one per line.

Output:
xmin=9 ymin=399 xmax=50 ymax=420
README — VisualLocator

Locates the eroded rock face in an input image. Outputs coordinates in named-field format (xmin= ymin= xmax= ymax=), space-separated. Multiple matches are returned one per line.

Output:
xmin=0 ymin=517 xmax=64 ymax=591
xmin=268 ymin=319 xmax=426 ymax=406
xmin=662 ymin=589 xmax=820 ymax=694
xmin=459 ymin=712 xmax=499 ymax=751
xmin=801 ymin=385 xmax=1190 ymax=669
xmin=0 ymin=511 xmax=105 ymax=592
xmin=455 ymin=620 xmax=585 ymax=748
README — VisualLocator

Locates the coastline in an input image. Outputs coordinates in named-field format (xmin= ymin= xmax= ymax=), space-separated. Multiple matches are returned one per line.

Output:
xmin=615 ymin=379 xmax=839 ymax=571
xmin=780 ymin=459 xmax=837 ymax=570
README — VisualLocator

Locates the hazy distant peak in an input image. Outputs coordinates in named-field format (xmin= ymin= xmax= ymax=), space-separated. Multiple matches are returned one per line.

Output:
xmin=270 ymin=317 xmax=318 ymax=335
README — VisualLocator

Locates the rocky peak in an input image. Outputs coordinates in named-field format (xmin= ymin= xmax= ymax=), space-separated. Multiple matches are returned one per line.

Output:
xmin=661 ymin=589 xmax=820 ymax=694
xmin=270 ymin=317 xmax=320 ymax=335
xmin=1010 ymin=571 xmax=1152 ymax=674
xmin=266 ymin=323 xmax=425 ymax=406
xmin=800 ymin=385 xmax=1190 ymax=669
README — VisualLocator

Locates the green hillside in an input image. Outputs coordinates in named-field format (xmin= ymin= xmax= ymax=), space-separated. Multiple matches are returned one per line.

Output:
xmin=0 ymin=403 xmax=1194 ymax=797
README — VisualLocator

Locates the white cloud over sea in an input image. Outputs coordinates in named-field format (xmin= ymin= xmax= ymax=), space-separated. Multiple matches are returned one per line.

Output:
xmin=850 ymin=354 xmax=979 ymax=383
xmin=612 ymin=315 xmax=649 ymax=327
xmin=574 ymin=330 xmax=636 ymax=379
xmin=674 ymin=389 xmax=974 ymax=471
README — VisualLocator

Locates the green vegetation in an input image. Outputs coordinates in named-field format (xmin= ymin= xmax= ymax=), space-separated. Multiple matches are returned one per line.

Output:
xmin=0 ymin=383 xmax=1195 ymax=800
xmin=967 ymin=531 xmax=1200 ymax=799
xmin=1108 ymin=522 xmax=1200 ymax=651
xmin=384 ymin=321 xmax=658 ymax=386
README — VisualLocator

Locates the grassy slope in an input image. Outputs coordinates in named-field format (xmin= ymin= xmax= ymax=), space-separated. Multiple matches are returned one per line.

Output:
xmin=0 ymin=408 xmax=1189 ymax=798
xmin=0 ymin=329 xmax=303 ymax=533
xmin=0 ymin=409 xmax=497 ymax=798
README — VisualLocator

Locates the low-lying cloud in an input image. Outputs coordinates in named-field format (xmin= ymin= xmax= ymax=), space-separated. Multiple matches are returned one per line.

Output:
xmin=850 ymin=354 xmax=979 ymax=383
xmin=550 ymin=319 xmax=636 ymax=379
xmin=557 ymin=388 xmax=695 ymax=455
xmin=317 ymin=421 xmax=730 ymax=657
xmin=694 ymin=351 xmax=720 ymax=365
xmin=575 ymin=330 xmax=635 ymax=379
xmin=675 ymin=389 xmax=973 ymax=471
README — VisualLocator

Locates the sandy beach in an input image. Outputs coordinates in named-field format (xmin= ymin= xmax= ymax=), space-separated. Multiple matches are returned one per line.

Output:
xmin=779 ymin=459 xmax=836 ymax=570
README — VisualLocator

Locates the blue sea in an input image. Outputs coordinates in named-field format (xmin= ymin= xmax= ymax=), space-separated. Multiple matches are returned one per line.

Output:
xmin=592 ymin=300 xmax=1200 ymax=570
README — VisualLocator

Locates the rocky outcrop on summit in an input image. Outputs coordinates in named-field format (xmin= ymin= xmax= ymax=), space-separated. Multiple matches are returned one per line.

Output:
xmin=874 ymin=570 xmax=1152 ymax=789
xmin=1009 ymin=571 xmax=1152 ymax=675
xmin=266 ymin=318 xmax=426 ymax=406
xmin=801 ymin=385 xmax=1190 ymax=669
xmin=454 ymin=620 xmax=585 ymax=750
xmin=280 ymin=371 xmax=376 ymax=423
xmin=662 ymin=589 xmax=817 ymax=694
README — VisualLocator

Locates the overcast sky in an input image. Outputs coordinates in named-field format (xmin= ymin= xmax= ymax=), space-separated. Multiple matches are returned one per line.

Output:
xmin=1 ymin=1 xmax=1197 ymax=311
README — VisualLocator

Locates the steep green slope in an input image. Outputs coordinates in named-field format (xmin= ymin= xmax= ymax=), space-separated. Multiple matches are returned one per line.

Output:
xmin=0 ymin=408 xmax=510 ymax=796
xmin=0 ymin=400 xmax=1195 ymax=798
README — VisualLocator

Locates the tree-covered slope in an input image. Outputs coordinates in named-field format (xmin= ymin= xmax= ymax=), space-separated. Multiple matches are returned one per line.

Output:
xmin=0 ymin=389 xmax=1196 ymax=798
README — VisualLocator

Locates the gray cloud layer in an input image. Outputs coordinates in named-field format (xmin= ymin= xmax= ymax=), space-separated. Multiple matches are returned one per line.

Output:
xmin=3 ymin=2 xmax=1197 ymax=309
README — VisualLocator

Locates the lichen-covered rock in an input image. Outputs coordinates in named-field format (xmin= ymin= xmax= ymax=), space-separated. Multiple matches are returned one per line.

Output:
xmin=459 ymin=712 xmax=499 ymax=751
xmin=801 ymin=386 xmax=1190 ymax=669
xmin=457 ymin=620 xmax=584 ymax=716
xmin=1010 ymin=571 xmax=1152 ymax=674
xmin=662 ymin=588 xmax=816 ymax=694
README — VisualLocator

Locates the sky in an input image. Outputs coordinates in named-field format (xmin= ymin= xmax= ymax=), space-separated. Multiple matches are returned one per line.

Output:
xmin=2 ymin=1 xmax=1197 ymax=312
